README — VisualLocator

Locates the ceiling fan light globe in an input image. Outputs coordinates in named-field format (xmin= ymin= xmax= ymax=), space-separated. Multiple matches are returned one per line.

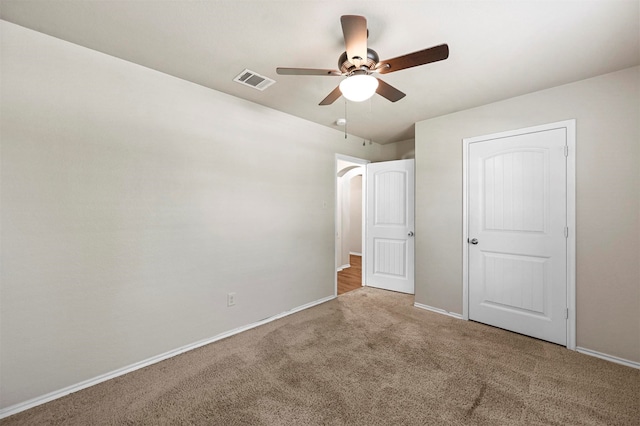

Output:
xmin=339 ymin=75 xmax=378 ymax=102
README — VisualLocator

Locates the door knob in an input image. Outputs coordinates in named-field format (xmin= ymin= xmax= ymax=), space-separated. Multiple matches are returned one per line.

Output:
xmin=469 ymin=238 xmax=478 ymax=245
xmin=408 ymin=231 xmax=414 ymax=237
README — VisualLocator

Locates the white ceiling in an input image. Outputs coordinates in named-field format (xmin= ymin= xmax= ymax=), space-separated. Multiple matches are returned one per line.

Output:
xmin=1 ymin=1 xmax=638 ymax=144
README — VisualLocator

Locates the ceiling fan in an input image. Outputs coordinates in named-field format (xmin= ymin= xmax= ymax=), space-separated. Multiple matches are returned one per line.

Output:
xmin=276 ymin=15 xmax=449 ymax=105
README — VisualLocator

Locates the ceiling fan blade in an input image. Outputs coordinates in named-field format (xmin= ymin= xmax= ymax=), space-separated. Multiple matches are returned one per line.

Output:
xmin=277 ymin=67 xmax=342 ymax=76
xmin=377 ymin=44 xmax=449 ymax=74
xmin=375 ymin=78 xmax=406 ymax=102
xmin=341 ymin=15 xmax=368 ymax=67
xmin=319 ymin=85 xmax=343 ymax=106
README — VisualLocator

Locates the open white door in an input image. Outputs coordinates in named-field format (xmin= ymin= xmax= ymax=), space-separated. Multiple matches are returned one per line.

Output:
xmin=365 ymin=159 xmax=415 ymax=294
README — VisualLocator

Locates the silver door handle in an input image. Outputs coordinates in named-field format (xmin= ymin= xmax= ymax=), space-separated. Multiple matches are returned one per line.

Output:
xmin=408 ymin=231 xmax=414 ymax=237
xmin=469 ymin=238 xmax=478 ymax=245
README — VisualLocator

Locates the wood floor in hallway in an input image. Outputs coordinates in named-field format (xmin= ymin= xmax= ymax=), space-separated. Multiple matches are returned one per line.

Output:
xmin=337 ymin=254 xmax=362 ymax=295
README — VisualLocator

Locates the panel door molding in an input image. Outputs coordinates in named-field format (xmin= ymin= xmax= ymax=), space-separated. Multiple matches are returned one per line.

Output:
xmin=462 ymin=120 xmax=576 ymax=349
xmin=365 ymin=159 xmax=415 ymax=294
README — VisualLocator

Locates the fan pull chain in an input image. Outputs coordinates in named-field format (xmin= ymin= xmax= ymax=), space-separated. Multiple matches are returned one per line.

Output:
xmin=367 ymin=98 xmax=372 ymax=145
xmin=344 ymin=100 xmax=348 ymax=139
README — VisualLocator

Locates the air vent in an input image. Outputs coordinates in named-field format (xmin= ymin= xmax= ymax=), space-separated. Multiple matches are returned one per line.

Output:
xmin=233 ymin=69 xmax=276 ymax=91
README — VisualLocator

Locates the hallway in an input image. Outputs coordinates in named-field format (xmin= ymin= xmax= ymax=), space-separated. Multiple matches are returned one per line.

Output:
xmin=337 ymin=254 xmax=362 ymax=295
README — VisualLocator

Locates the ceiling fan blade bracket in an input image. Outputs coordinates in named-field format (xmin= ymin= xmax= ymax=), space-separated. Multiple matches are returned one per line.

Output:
xmin=373 ymin=63 xmax=391 ymax=73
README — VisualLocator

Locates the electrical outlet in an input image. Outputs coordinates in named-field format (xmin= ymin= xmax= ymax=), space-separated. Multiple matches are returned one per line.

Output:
xmin=227 ymin=292 xmax=236 ymax=307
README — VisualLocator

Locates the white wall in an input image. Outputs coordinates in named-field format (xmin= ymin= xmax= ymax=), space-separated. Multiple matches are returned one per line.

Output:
xmin=337 ymin=167 xmax=363 ymax=268
xmin=415 ymin=66 xmax=639 ymax=363
xmin=348 ymin=175 xmax=362 ymax=255
xmin=338 ymin=172 xmax=351 ymax=269
xmin=0 ymin=21 xmax=400 ymax=410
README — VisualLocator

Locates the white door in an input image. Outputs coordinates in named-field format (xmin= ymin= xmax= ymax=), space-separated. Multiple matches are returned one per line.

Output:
xmin=365 ymin=159 xmax=415 ymax=294
xmin=467 ymin=126 xmax=569 ymax=345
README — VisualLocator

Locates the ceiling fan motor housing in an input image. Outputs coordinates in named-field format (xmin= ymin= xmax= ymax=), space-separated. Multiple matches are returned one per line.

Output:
xmin=339 ymin=48 xmax=379 ymax=74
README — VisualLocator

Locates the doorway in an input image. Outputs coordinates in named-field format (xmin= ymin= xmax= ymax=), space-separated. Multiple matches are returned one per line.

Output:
xmin=335 ymin=156 xmax=416 ymax=296
xmin=462 ymin=120 xmax=576 ymax=348
xmin=336 ymin=155 xmax=368 ymax=295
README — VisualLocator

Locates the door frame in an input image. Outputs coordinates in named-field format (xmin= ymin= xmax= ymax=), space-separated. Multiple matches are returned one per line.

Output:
xmin=335 ymin=154 xmax=369 ymax=296
xmin=462 ymin=120 xmax=576 ymax=350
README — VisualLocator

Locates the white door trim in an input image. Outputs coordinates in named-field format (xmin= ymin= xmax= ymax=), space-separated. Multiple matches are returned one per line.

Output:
xmin=335 ymin=154 xmax=369 ymax=296
xmin=462 ymin=120 xmax=576 ymax=350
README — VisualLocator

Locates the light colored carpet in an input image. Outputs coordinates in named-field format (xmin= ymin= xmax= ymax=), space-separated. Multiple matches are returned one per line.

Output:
xmin=4 ymin=287 xmax=639 ymax=425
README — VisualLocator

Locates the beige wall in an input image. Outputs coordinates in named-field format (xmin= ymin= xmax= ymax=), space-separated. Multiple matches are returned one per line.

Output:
xmin=349 ymin=175 xmax=363 ymax=254
xmin=415 ymin=66 xmax=639 ymax=363
xmin=379 ymin=138 xmax=415 ymax=160
xmin=0 ymin=21 xmax=401 ymax=410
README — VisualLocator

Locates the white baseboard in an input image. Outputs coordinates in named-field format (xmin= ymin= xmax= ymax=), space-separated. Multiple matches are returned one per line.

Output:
xmin=0 ymin=295 xmax=336 ymax=420
xmin=349 ymin=252 xmax=362 ymax=256
xmin=337 ymin=263 xmax=350 ymax=272
xmin=411 ymin=307 xmax=639 ymax=370
xmin=576 ymin=347 xmax=640 ymax=370
xmin=414 ymin=302 xmax=463 ymax=320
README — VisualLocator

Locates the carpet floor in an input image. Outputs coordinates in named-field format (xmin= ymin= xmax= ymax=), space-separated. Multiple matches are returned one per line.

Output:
xmin=4 ymin=287 xmax=639 ymax=425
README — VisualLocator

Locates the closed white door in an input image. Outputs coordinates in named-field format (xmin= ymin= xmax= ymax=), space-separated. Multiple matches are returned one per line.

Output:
xmin=467 ymin=127 xmax=568 ymax=345
xmin=365 ymin=159 xmax=415 ymax=294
